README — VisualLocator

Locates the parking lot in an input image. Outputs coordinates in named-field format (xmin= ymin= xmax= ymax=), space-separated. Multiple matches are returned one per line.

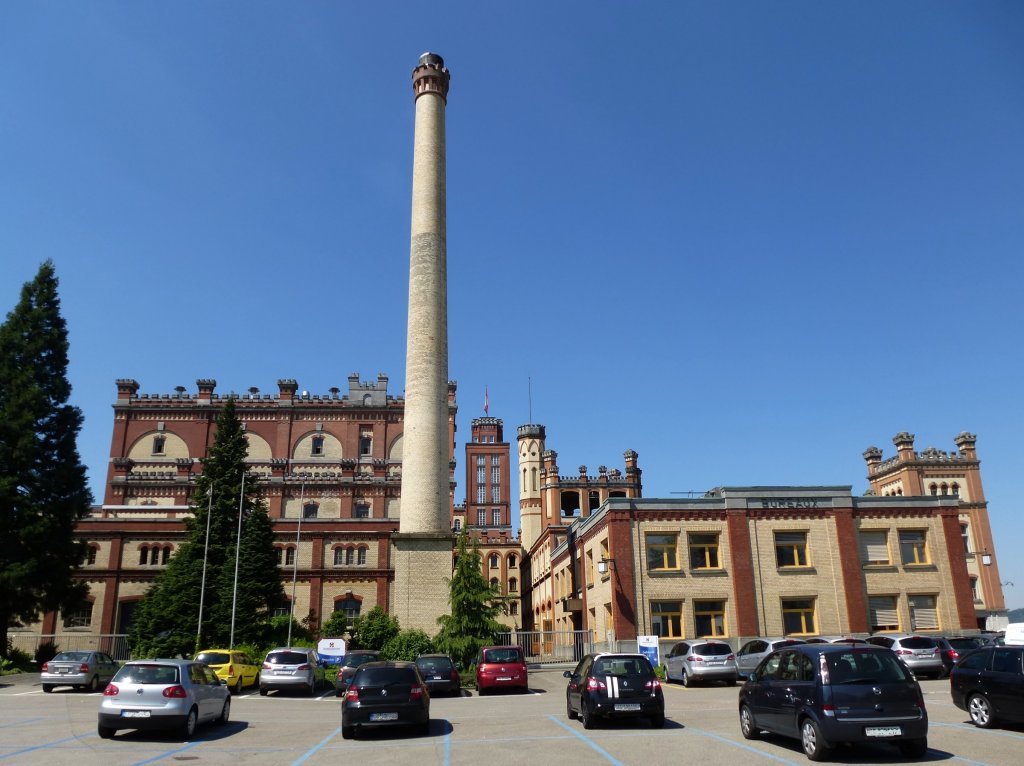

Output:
xmin=1 ymin=668 xmax=1022 ymax=766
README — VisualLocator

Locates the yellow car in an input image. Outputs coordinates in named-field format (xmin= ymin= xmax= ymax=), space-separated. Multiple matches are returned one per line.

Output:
xmin=195 ymin=649 xmax=260 ymax=693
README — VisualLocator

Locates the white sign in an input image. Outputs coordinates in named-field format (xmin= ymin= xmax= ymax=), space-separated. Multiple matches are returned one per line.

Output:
xmin=317 ymin=637 xmax=346 ymax=662
xmin=637 ymin=634 xmax=660 ymax=668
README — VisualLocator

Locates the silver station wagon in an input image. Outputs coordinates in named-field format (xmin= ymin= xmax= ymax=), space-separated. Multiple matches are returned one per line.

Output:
xmin=41 ymin=650 xmax=118 ymax=693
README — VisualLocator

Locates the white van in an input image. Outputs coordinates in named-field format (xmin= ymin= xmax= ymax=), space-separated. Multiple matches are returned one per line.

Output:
xmin=1003 ymin=623 xmax=1024 ymax=646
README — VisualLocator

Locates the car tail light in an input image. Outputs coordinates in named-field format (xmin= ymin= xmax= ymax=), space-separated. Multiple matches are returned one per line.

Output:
xmin=687 ymin=655 xmax=704 ymax=663
xmin=80 ymin=663 xmax=90 ymax=673
xmin=262 ymin=662 xmax=271 ymax=670
xmin=896 ymin=649 xmax=913 ymax=655
xmin=947 ymin=649 xmax=959 ymax=660
xmin=345 ymin=688 xmax=359 ymax=701
xmin=450 ymin=669 xmax=459 ymax=681
xmin=227 ymin=665 xmax=234 ymax=676
xmin=410 ymin=684 xmax=424 ymax=700
xmin=296 ymin=663 xmax=310 ymax=671
xmin=586 ymin=676 xmax=607 ymax=691
xmin=103 ymin=684 xmax=119 ymax=696
xmin=162 ymin=685 xmax=188 ymax=698
xmin=644 ymin=679 xmax=661 ymax=691
xmin=727 ymin=654 xmax=735 ymax=661
xmin=41 ymin=663 xmax=49 ymax=673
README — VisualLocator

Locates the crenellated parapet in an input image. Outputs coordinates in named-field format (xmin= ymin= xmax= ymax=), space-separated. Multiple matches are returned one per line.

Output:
xmin=412 ymin=52 xmax=450 ymax=102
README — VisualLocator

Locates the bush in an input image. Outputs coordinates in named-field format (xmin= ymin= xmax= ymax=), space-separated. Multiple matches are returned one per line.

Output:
xmin=381 ymin=630 xmax=434 ymax=662
xmin=655 ymin=664 xmax=667 ymax=681
xmin=1 ymin=647 xmax=34 ymax=675
xmin=35 ymin=641 xmax=60 ymax=665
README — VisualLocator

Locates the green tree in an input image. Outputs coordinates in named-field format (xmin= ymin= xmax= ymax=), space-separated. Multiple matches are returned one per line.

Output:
xmin=435 ymin=531 xmax=506 ymax=668
xmin=0 ymin=262 xmax=92 ymax=657
xmin=349 ymin=605 xmax=399 ymax=651
xmin=320 ymin=610 xmax=349 ymax=640
xmin=382 ymin=629 xmax=434 ymax=662
xmin=129 ymin=398 xmax=284 ymax=657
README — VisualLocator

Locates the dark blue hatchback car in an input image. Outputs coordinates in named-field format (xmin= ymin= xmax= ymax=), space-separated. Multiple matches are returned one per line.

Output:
xmin=738 ymin=643 xmax=928 ymax=761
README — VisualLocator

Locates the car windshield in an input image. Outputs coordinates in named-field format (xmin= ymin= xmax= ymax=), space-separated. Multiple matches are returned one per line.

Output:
xmin=826 ymin=651 xmax=913 ymax=684
xmin=416 ymin=657 xmax=453 ymax=672
xmin=900 ymin=637 xmax=937 ymax=649
xmin=52 ymin=652 xmax=91 ymax=662
xmin=592 ymin=657 xmax=652 ymax=676
xmin=267 ymin=651 xmax=309 ymax=665
xmin=195 ymin=652 xmax=231 ymax=665
xmin=346 ymin=653 xmax=378 ymax=666
xmin=356 ymin=667 xmax=416 ymax=686
xmin=483 ymin=649 xmax=522 ymax=664
xmin=948 ymin=638 xmax=982 ymax=652
xmin=695 ymin=643 xmax=732 ymax=656
xmin=114 ymin=664 xmax=180 ymax=684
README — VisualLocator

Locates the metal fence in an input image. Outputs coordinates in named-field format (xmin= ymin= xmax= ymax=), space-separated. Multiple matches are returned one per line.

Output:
xmin=496 ymin=630 xmax=594 ymax=664
xmin=9 ymin=634 xmax=132 ymax=662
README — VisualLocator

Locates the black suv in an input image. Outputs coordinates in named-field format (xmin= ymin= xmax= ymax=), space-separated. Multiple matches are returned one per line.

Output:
xmin=564 ymin=653 xmax=665 ymax=729
xmin=950 ymin=645 xmax=1024 ymax=728
xmin=334 ymin=650 xmax=381 ymax=696
xmin=739 ymin=643 xmax=928 ymax=760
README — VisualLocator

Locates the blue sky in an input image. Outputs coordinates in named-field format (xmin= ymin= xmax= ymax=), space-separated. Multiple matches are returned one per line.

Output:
xmin=3 ymin=2 xmax=1023 ymax=608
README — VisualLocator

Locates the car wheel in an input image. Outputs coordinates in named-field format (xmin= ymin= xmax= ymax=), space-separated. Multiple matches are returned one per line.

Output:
xmin=182 ymin=707 xmax=198 ymax=741
xmin=566 ymin=694 xmax=577 ymax=720
xmin=649 ymin=713 xmax=665 ymax=728
xmin=307 ymin=679 xmax=316 ymax=697
xmin=800 ymin=718 xmax=829 ymax=761
xmin=899 ymin=737 xmax=927 ymax=758
xmin=581 ymin=699 xmax=596 ymax=730
xmin=233 ymin=677 xmax=243 ymax=695
xmin=726 ymin=677 xmax=737 ymax=687
xmin=341 ymin=725 xmax=355 ymax=740
xmin=42 ymin=684 xmax=53 ymax=693
xmin=218 ymin=697 xmax=231 ymax=725
xmin=88 ymin=675 xmax=100 ymax=692
xmin=259 ymin=687 xmax=268 ymax=696
xmin=968 ymin=693 xmax=996 ymax=728
xmin=681 ymin=670 xmax=691 ymax=688
xmin=739 ymin=704 xmax=760 ymax=740
xmin=97 ymin=725 xmax=115 ymax=739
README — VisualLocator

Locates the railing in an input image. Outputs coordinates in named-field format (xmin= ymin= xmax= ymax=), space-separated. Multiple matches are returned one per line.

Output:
xmin=10 ymin=634 xmax=132 ymax=662
xmin=496 ymin=630 xmax=594 ymax=663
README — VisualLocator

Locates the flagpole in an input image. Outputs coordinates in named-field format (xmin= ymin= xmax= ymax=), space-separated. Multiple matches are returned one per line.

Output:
xmin=287 ymin=480 xmax=305 ymax=647
xmin=229 ymin=471 xmax=246 ymax=649
xmin=195 ymin=484 xmax=213 ymax=653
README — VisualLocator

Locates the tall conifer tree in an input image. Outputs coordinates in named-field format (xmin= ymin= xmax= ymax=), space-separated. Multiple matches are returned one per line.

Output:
xmin=129 ymin=397 xmax=283 ymax=657
xmin=0 ymin=261 xmax=91 ymax=657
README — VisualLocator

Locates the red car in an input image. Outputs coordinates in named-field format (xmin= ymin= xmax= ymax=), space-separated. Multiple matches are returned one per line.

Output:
xmin=475 ymin=645 xmax=528 ymax=695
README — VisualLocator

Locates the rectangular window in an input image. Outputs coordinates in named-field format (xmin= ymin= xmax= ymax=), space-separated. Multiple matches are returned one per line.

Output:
xmin=586 ymin=550 xmax=594 ymax=584
xmin=651 ymin=601 xmax=682 ymax=638
xmin=152 ymin=435 xmax=166 ymax=455
xmin=688 ymin=533 xmax=720 ymax=569
xmin=477 ymin=509 xmax=486 ymax=526
xmin=453 ymin=519 xmax=462 ymax=532
xmin=63 ymin=605 xmax=93 ymax=629
xmin=899 ymin=530 xmax=930 ymax=565
xmin=477 ymin=455 xmax=485 ymax=466
xmin=775 ymin=531 xmax=810 ymax=568
xmin=359 ymin=429 xmax=372 ymax=456
xmin=960 ymin=523 xmax=971 ymax=555
xmin=646 ymin=533 xmax=679 ymax=571
xmin=859 ymin=530 xmax=891 ymax=565
xmin=86 ymin=547 xmax=98 ymax=565
xmin=909 ymin=594 xmax=939 ymax=630
xmin=693 ymin=600 xmax=726 ymax=637
xmin=492 ymin=509 xmax=501 ymax=526
xmin=354 ymin=504 xmax=370 ymax=519
xmin=311 ymin=436 xmax=324 ymax=456
xmin=491 ymin=464 xmax=500 ymax=485
xmin=491 ymin=484 xmax=501 ymax=503
xmin=477 ymin=485 xmax=486 ymax=503
xmin=303 ymin=504 xmax=318 ymax=519
xmin=477 ymin=464 xmax=485 ymax=485
xmin=781 ymin=598 xmax=817 ymax=635
xmin=970 ymin=577 xmax=979 ymax=601
xmin=868 ymin=595 xmax=900 ymax=632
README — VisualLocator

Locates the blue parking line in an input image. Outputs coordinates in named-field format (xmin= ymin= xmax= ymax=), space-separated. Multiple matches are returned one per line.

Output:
xmin=291 ymin=725 xmax=340 ymax=766
xmin=443 ymin=729 xmax=451 ymax=766
xmin=683 ymin=727 xmax=805 ymax=766
xmin=129 ymin=741 xmax=200 ymax=766
xmin=547 ymin=715 xmax=626 ymax=766
xmin=0 ymin=718 xmax=43 ymax=729
xmin=932 ymin=721 xmax=1024 ymax=741
xmin=0 ymin=735 xmax=83 ymax=761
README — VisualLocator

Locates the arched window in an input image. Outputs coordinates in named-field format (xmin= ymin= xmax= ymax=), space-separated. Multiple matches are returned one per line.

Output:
xmin=333 ymin=548 xmax=344 ymax=566
xmin=161 ymin=546 xmax=171 ymax=564
xmin=929 ymin=483 xmax=938 ymax=496
xmin=336 ymin=597 xmax=361 ymax=619
xmin=941 ymin=482 xmax=949 ymax=496
xmin=508 ymin=554 xmax=517 ymax=568
xmin=85 ymin=546 xmax=98 ymax=566
xmin=453 ymin=519 xmax=462 ymax=532
xmin=490 ymin=577 xmax=499 ymax=589
xmin=951 ymin=482 xmax=960 ymax=497
xmin=509 ymin=577 xmax=518 ymax=592
xmin=357 ymin=547 xmax=367 ymax=565
xmin=489 ymin=553 xmax=499 ymax=568
xmin=510 ymin=602 xmax=519 ymax=616
xmin=285 ymin=547 xmax=295 ymax=566
xmin=345 ymin=547 xmax=354 ymax=565
xmin=275 ymin=547 xmax=283 ymax=565
xmin=139 ymin=546 xmax=148 ymax=565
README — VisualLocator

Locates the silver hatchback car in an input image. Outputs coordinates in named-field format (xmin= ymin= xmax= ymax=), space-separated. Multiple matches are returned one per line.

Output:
xmin=866 ymin=634 xmax=944 ymax=679
xmin=260 ymin=647 xmax=326 ymax=696
xmin=98 ymin=659 xmax=230 ymax=740
xmin=736 ymin=638 xmax=806 ymax=679
xmin=664 ymin=640 xmax=738 ymax=687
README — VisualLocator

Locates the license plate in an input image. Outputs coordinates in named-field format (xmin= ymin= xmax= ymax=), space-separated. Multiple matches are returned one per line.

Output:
xmin=497 ymin=676 xmax=511 ymax=681
xmin=615 ymin=704 xmax=641 ymax=712
xmin=121 ymin=710 xmax=151 ymax=719
xmin=275 ymin=670 xmax=291 ymax=675
xmin=706 ymin=660 xmax=724 ymax=665
xmin=58 ymin=668 xmax=70 ymax=674
xmin=369 ymin=712 xmax=398 ymax=722
xmin=430 ymin=675 xmax=443 ymax=680
xmin=865 ymin=726 xmax=901 ymax=737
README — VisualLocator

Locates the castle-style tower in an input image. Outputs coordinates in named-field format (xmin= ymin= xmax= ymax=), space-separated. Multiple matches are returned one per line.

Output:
xmin=517 ymin=424 xmax=546 ymax=550
xmin=392 ymin=53 xmax=454 ymax=633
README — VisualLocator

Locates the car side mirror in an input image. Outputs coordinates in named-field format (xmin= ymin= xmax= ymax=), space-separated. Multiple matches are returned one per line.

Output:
xmin=563 ymin=670 xmax=572 ymax=679
xmin=748 ymin=672 xmax=757 ymax=682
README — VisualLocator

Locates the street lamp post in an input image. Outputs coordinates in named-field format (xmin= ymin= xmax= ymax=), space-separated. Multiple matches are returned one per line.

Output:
xmin=195 ymin=484 xmax=213 ymax=653
xmin=287 ymin=480 xmax=305 ymax=647
xmin=229 ymin=471 xmax=247 ymax=649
